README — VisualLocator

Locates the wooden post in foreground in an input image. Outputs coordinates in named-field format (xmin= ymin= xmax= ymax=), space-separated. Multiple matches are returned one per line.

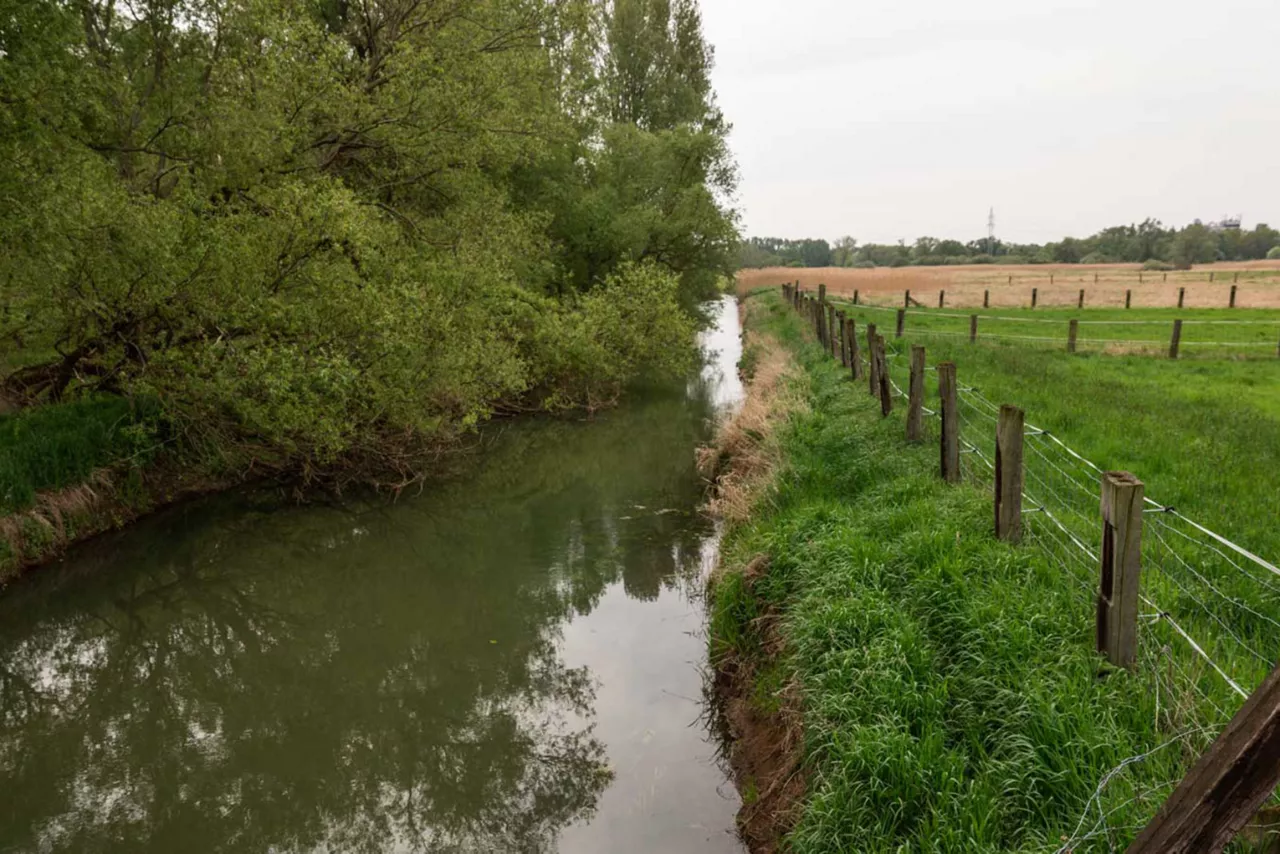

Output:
xmin=875 ymin=336 xmax=892 ymax=416
xmin=1230 ymin=284 xmax=1238 ymax=308
xmin=1096 ymin=471 xmax=1144 ymax=670
xmin=938 ymin=362 xmax=959 ymax=484
xmin=1068 ymin=319 xmax=1079 ymax=353
xmin=969 ymin=314 xmax=978 ymax=343
xmin=838 ymin=311 xmax=848 ymax=367
xmin=907 ymin=345 xmax=925 ymax=442
xmin=1031 ymin=287 xmax=1038 ymax=308
xmin=829 ymin=305 xmax=839 ymax=359
xmin=895 ymin=308 xmax=905 ymax=338
xmin=818 ymin=284 xmax=828 ymax=348
xmin=1170 ymin=319 xmax=1183 ymax=359
xmin=866 ymin=323 xmax=878 ymax=396
xmin=995 ymin=404 xmax=1024 ymax=543
xmin=1178 ymin=287 xmax=1186 ymax=309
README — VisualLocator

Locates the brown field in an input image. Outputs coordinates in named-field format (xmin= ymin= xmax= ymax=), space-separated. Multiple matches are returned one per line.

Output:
xmin=737 ymin=261 xmax=1280 ymax=310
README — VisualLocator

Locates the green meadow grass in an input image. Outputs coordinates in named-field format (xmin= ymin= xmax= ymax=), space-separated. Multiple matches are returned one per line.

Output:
xmin=0 ymin=396 xmax=160 ymax=514
xmin=713 ymin=291 xmax=1263 ymax=852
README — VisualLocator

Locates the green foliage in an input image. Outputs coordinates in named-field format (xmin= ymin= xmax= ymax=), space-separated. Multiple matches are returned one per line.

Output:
xmin=0 ymin=0 xmax=738 ymax=477
xmin=714 ymin=293 xmax=1236 ymax=851
xmin=0 ymin=397 xmax=160 ymax=513
xmin=1142 ymin=259 xmax=1175 ymax=271
xmin=1268 ymin=246 xmax=1280 ymax=260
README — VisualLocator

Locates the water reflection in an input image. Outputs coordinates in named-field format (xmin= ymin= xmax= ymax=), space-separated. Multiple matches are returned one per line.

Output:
xmin=0 ymin=300 xmax=744 ymax=853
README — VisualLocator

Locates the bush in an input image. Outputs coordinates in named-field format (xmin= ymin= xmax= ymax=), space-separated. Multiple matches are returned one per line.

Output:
xmin=851 ymin=260 xmax=876 ymax=269
xmin=1267 ymin=246 xmax=1280 ymax=260
xmin=1141 ymin=259 xmax=1175 ymax=271
xmin=1080 ymin=252 xmax=1111 ymax=264
xmin=0 ymin=396 xmax=161 ymax=512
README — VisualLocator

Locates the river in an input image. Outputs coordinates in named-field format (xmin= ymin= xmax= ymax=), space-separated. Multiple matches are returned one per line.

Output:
xmin=0 ymin=298 xmax=746 ymax=853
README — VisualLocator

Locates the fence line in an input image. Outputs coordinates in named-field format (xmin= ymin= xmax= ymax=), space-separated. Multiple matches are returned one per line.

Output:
xmin=780 ymin=282 xmax=1280 ymax=851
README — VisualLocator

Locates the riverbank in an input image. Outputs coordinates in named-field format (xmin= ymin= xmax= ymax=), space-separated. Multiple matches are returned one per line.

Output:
xmin=706 ymin=290 xmax=1188 ymax=851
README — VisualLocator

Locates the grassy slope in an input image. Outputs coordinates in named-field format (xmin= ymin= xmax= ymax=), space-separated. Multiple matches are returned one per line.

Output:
xmin=713 ymin=291 xmax=1215 ymax=852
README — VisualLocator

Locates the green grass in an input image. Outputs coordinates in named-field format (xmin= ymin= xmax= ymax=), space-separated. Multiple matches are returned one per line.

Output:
xmin=0 ymin=396 xmax=161 ymax=514
xmin=834 ymin=300 xmax=1280 ymax=356
xmin=712 ymin=291 xmax=1253 ymax=852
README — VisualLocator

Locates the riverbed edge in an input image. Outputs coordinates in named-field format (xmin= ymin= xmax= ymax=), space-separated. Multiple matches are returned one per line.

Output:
xmin=701 ymin=294 xmax=811 ymax=852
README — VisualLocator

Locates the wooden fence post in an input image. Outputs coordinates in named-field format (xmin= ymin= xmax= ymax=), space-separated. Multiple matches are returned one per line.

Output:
xmin=829 ymin=305 xmax=839 ymax=359
xmin=1211 ymin=271 xmax=1216 ymax=283
xmin=818 ymin=284 xmax=828 ymax=348
xmin=1178 ymin=287 xmax=1185 ymax=309
xmin=1139 ymin=271 xmax=1144 ymax=284
xmin=875 ymin=336 xmax=892 ymax=416
xmin=1007 ymin=275 xmax=1012 ymax=285
xmin=995 ymin=404 xmax=1024 ymax=543
xmin=939 ymin=290 xmax=945 ymax=308
xmin=853 ymin=289 xmax=859 ymax=305
xmin=1096 ymin=471 xmax=1144 ymax=670
xmin=867 ymin=323 xmax=878 ymax=396
xmin=1050 ymin=274 xmax=1055 ymax=285
xmin=1078 ymin=288 xmax=1085 ymax=308
xmin=838 ymin=311 xmax=848 ymax=367
xmin=1230 ymin=284 xmax=1238 ymax=308
xmin=1095 ymin=273 xmax=1099 ymax=284
xmin=907 ymin=345 xmax=925 ymax=441
xmin=1031 ymin=287 xmax=1038 ymax=308
xmin=1126 ymin=289 xmax=1132 ymax=309
xmin=849 ymin=318 xmax=862 ymax=379
xmin=1163 ymin=272 xmax=1168 ymax=283
xmin=895 ymin=308 xmax=905 ymax=338
xmin=1234 ymin=271 xmax=1240 ymax=283
xmin=1170 ymin=319 xmax=1183 ymax=359
xmin=1127 ymin=661 xmax=1280 ymax=854
xmin=938 ymin=362 xmax=959 ymax=484
xmin=904 ymin=289 xmax=911 ymax=308
xmin=1068 ymin=319 xmax=1079 ymax=353
xmin=969 ymin=314 xmax=978 ymax=343
xmin=984 ymin=289 xmax=990 ymax=308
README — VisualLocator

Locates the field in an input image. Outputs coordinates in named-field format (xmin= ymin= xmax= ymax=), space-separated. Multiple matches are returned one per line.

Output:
xmin=738 ymin=260 xmax=1280 ymax=310
xmin=710 ymin=288 xmax=1280 ymax=851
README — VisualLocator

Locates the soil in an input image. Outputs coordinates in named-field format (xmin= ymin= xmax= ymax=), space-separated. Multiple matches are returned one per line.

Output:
xmin=713 ymin=555 xmax=806 ymax=854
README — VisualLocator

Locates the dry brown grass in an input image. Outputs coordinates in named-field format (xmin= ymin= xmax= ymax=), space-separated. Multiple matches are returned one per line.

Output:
xmin=738 ymin=261 xmax=1280 ymax=310
xmin=698 ymin=303 xmax=806 ymax=526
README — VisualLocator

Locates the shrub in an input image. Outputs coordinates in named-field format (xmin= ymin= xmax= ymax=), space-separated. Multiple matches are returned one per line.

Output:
xmin=851 ymin=260 xmax=876 ymax=269
xmin=1080 ymin=252 xmax=1111 ymax=264
xmin=1267 ymin=246 xmax=1280 ymax=260
xmin=1142 ymin=259 xmax=1175 ymax=271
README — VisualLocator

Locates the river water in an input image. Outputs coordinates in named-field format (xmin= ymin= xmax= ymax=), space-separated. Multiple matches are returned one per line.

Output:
xmin=0 ymin=298 xmax=746 ymax=854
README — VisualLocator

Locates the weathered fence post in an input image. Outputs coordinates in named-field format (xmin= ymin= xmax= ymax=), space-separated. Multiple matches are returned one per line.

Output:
xmin=984 ymin=289 xmax=990 ymax=308
xmin=818 ymin=284 xmax=828 ymax=348
xmin=1163 ymin=272 xmax=1168 ymax=283
xmin=1096 ymin=471 xmax=1144 ymax=670
xmin=938 ymin=363 xmax=959 ymax=484
xmin=907 ymin=345 xmax=925 ymax=441
xmin=895 ymin=308 xmax=905 ymax=338
xmin=1068 ymin=319 xmax=1079 ymax=353
xmin=939 ymin=290 xmax=945 ymax=308
xmin=1050 ymin=274 xmax=1055 ymax=286
xmin=1139 ymin=271 xmax=1144 ymax=284
xmin=866 ymin=323 xmax=878 ymax=395
xmin=904 ymin=289 xmax=911 ymax=308
xmin=1078 ymin=288 xmax=1085 ymax=308
xmin=828 ymin=305 xmax=839 ymax=358
xmin=1007 ymin=275 xmax=1012 ymax=285
xmin=1170 ymin=319 xmax=1183 ymax=359
xmin=1210 ymin=271 xmax=1216 ymax=283
xmin=875 ymin=336 xmax=892 ymax=416
xmin=1127 ymin=661 xmax=1280 ymax=854
xmin=995 ymin=404 xmax=1024 ymax=543
xmin=1234 ymin=271 xmax=1240 ymax=283
xmin=1126 ymin=289 xmax=1132 ymax=309
xmin=969 ymin=314 xmax=978 ymax=343
xmin=848 ymin=318 xmax=862 ymax=379
xmin=853 ymin=289 xmax=859 ymax=306
xmin=1031 ymin=287 xmax=1038 ymax=308
xmin=838 ymin=311 xmax=848 ymax=367
xmin=1230 ymin=284 xmax=1238 ymax=308
xmin=1178 ymin=287 xmax=1185 ymax=309
xmin=1095 ymin=273 xmax=1099 ymax=284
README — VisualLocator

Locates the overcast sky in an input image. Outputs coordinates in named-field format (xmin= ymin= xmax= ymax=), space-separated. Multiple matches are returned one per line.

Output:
xmin=697 ymin=0 xmax=1280 ymax=245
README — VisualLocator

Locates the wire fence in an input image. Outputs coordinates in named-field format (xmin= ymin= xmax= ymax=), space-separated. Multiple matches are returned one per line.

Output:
xmin=839 ymin=301 xmax=1280 ymax=357
xmin=841 ymin=307 xmax=1280 ymax=851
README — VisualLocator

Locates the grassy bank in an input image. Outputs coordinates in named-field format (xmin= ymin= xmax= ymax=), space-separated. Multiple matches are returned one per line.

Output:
xmin=709 ymin=291 xmax=1226 ymax=852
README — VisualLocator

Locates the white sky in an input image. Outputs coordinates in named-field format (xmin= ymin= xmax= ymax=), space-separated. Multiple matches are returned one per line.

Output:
xmin=698 ymin=0 xmax=1280 ymax=245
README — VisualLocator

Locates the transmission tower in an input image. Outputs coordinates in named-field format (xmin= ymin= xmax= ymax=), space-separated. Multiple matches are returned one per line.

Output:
xmin=987 ymin=207 xmax=996 ymax=256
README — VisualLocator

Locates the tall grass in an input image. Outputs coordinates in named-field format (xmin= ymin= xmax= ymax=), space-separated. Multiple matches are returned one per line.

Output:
xmin=713 ymin=292 xmax=1216 ymax=852
xmin=0 ymin=396 xmax=160 ymax=513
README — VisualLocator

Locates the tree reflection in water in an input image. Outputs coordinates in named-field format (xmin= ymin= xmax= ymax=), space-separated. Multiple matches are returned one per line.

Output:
xmin=0 ymin=362 xmax=726 ymax=853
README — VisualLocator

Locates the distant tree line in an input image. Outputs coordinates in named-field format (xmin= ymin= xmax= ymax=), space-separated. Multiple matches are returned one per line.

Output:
xmin=738 ymin=219 xmax=1280 ymax=270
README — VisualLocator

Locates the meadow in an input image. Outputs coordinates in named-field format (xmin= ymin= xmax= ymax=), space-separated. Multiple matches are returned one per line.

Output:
xmin=738 ymin=260 xmax=1280 ymax=310
xmin=711 ymin=287 xmax=1280 ymax=851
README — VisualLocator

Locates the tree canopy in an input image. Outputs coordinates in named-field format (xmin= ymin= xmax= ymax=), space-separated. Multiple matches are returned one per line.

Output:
xmin=0 ymin=0 xmax=738 ymax=474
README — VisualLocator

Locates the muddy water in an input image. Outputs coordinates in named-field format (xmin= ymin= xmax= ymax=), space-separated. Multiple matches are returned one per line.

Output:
xmin=0 ymin=299 xmax=745 ymax=853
